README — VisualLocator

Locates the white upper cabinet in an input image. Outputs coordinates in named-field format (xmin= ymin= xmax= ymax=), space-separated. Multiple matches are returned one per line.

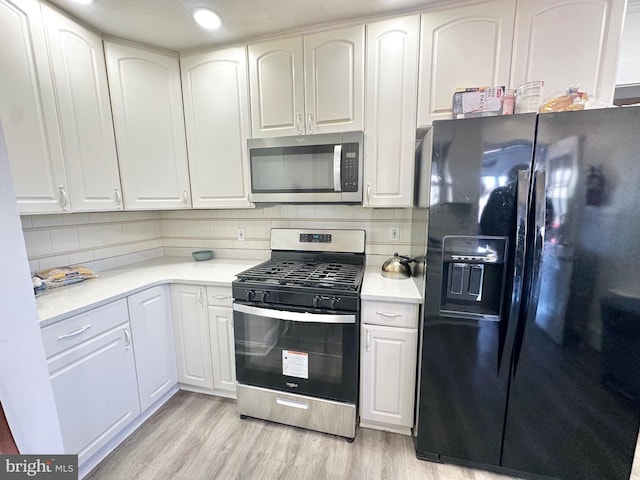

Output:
xmin=364 ymin=15 xmax=420 ymax=208
xmin=249 ymin=37 xmax=304 ymax=137
xmin=105 ymin=41 xmax=191 ymax=210
xmin=0 ymin=0 xmax=68 ymax=214
xmin=417 ymin=0 xmax=516 ymax=126
xmin=511 ymin=0 xmax=625 ymax=103
xmin=303 ymin=26 xmax=364 ymax=134
xmin=181 ymin=46 xmax=252 ymax=208
xmin=43 ymin=5 xmax=122 ymax=212
xmin=249 ymin=26 xmax=364 ymax=137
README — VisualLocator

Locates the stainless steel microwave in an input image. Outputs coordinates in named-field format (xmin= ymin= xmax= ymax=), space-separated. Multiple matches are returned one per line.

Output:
xmin=247 ymin=131 xmax=363 ymax=204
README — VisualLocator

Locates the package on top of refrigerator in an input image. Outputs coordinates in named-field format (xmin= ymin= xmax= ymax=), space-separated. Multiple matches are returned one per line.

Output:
xmin=452 ymin=86 xmax=507 ymax=118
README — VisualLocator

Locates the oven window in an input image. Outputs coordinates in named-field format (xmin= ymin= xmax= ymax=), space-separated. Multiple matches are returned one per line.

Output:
xmin=234 ymin=308 xmax=358 ymax=403
xmin=250 ymin=145 xmax=335 ymax=193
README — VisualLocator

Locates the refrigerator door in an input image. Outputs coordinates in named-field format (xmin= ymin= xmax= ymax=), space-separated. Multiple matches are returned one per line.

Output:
xmin=502 ymin=107 xmax=640 ymax=480
xmin=415 ymin=114 xmax=536 ymax=465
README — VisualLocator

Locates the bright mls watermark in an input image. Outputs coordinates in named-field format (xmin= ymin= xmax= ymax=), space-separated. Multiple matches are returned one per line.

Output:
xmin=0 ymin=455 xmax=77 ymax=480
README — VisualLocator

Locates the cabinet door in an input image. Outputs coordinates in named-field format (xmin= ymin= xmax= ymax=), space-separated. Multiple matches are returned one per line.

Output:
xmin=128 ymin=286 xmax=178 ymax=412
xmin=43 ymin=5 xmax=122 ymax=212
xmin=208 ymin=306 xmax=237 ymax=397
xmin=48 ymin=323 xmax=140 ymax=464
xmin=181 ymin=47 xmax=252 ymax=208
xmin=170 ymin=285 xmax=213 ymax=390
xmin=418 ymin=1 xmax=516 ymax=126
xmin=511 ymin=0 xmax=625 ymax=103
xmin=0 ymin=0 xmax=68 ymax=214
xmin=105 ymin=42 xmax=191 ymax=210
xmin=303 ymin=25 xmax=364 ymax=134
xmin=249 ymin=37 xmax=304 ymax=138
xmin=364 ymin=16 xmax=420 ymax=208
xmin=360 ymin=324 xmax=418 ymax=429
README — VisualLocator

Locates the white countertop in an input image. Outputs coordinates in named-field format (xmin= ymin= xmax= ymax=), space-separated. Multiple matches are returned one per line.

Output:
xmin=36 ymin=256 xmax=260 ymax=326
xmin=360 ymin=265 xmax=423 ymax=304
xmin=36 ymin=257 xmax=423 ymax=327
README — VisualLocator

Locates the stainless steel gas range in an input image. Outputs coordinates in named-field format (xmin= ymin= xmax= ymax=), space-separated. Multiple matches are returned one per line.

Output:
xmin=232 ymin=229 xmax=365 ymax=440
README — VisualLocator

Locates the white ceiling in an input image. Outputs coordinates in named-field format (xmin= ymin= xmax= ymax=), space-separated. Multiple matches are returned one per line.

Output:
xmin=46 ymin=0 xmax=446 ymax=52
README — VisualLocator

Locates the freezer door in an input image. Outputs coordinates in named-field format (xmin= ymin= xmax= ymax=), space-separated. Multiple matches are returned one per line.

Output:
xmin=502 ymin=107 xmax=640 ymax=480
xmin=415 ymin=114 xmax=536 ymax=465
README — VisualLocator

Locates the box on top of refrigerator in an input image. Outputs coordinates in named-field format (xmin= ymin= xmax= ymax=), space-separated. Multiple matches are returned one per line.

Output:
xmin=452 ymin=86 xmax=506 ymax=118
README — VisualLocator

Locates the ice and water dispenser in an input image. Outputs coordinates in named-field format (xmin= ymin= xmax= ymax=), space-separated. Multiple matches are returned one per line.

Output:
xmin=440 ymin=236 xmax=508 ymax=321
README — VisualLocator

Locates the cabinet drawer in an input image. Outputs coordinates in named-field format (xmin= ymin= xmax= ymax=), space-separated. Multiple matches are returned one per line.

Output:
xmin=362 ymin=300 xmax=418 ymax=328
xmin=207 ymin=285 xmax=232 ymax=307
xmin=41 ymin=299 xmax=129 ymax=358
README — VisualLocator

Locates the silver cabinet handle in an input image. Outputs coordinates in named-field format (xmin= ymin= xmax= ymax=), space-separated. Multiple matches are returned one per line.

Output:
xmin=376 ymin=311 xmax=402 ymax=318
xmin=366 ymin=183 xmax=371 ymax=203
xmin=366 ymin=329 xmax=371 ymax=352
xmin=114 ymin=187 xmax=122 ymax=209
xmin=307 ymin=113 xmax=313 ymax=134
xmin=213 ymin=295 xmax=231 ymax=299
xmin=198 ymin=289 xmax=203 ymax=307
xmin=276 ymin=397 xmax=309 ymax=410
xmin=58 ymin=185 xmax=68 ymax=210
xmin=296 ymin=113 xmax=303 ymax=135
xmin=183 ymin=189 xmax=189 ymax=207
xmin=124 ymin=328 xmax=131 ymax=349
xmin=57 ymin=324 xmax=91 ymax=340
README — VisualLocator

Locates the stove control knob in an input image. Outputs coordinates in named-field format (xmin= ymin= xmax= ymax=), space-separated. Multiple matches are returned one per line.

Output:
xmin=260 ymin=291 xmax=271 ymax=303
xmin=246 ymin=290 xmax=255 ymax=301
xmin=313 ymin=295 xmax=321 ymax=308
xmin=330 ymin=296 xmax=340 ymax=309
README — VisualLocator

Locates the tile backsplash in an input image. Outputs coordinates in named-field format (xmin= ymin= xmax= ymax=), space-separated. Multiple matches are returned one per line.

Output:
xmin=21 ymin=205 xmax=414 ymax=273
xmin=21 ymin=211 xmax=164 ymax=273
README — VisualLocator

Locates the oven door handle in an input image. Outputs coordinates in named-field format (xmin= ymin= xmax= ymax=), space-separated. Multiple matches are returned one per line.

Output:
xmin=233 ymin=303 xmax=355 ymax=324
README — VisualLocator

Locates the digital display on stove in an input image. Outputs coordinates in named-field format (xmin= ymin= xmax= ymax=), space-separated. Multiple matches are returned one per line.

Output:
xmin=300 ymin=233 xmax=332 ymax=243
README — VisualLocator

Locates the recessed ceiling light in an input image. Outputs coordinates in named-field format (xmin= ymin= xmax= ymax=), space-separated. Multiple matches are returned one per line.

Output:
xmin=193 ymin=8 xmax=222 ymax=30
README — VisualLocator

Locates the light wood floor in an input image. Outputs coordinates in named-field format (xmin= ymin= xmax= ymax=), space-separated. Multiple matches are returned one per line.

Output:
xmin=86 ymin=391 xmax=523 ymax=480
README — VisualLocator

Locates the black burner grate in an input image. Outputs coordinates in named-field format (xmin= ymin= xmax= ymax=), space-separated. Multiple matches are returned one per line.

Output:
xmin=237 ymin=260 xmax=363 ymax=290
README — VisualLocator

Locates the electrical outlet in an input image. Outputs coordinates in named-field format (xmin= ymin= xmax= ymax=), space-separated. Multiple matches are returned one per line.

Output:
xmin=390 ymin=226 xmax=400 ymax=242
xmin=237 ymin=227 xmax=246 ymax=241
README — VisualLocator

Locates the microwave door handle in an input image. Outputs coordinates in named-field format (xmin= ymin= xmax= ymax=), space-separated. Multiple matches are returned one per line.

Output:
xmin=333 ymin=145 xmax=342 ymax=192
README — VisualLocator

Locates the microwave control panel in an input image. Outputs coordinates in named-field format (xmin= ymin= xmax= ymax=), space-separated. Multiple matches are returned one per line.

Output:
xmin=342 ymin=143 xmax=359 ymax=192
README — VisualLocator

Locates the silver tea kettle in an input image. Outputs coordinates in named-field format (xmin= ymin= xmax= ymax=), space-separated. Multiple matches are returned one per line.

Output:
xmin=381 ymin=253 xmax=414 ymax=279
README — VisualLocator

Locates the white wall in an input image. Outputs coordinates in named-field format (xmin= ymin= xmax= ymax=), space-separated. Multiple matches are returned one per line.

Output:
xmin=0 ymin=121 xmax=64 ymax=453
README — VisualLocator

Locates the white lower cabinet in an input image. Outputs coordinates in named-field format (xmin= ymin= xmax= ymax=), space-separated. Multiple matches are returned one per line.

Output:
xmin=43 ymin=300 xmax=140 ymax=465
xmin=360 ymin=300 xmax=419 ymax=435
xmin=171 ymin=284 xmax=214 ymax=391
xmin=208 ymin=306 xmax=236 ymax=397
xmin=206 ymin=285 xmax=236 ymax=397
xmin=128 ymin=285 xmax=178 ymax=411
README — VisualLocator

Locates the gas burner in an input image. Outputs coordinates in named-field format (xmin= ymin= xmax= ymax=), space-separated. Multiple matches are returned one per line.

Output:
xmin=237 ymin=259 xmax=364 ymax=291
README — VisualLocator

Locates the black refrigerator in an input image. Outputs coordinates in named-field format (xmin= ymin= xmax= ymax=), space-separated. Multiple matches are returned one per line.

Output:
xmin=412 ymin=107 xmax=640 ymax=480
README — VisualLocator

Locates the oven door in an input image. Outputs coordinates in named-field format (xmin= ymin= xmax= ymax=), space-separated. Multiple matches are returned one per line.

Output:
xmin=233 ymin=302 xmax=358 ymax=403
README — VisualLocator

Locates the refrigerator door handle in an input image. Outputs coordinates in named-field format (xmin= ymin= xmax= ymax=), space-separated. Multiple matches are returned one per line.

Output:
xmin=498 ymin=169 xmax=531 ymax=377
xmin=511 ymin=168 xmax=547 ymax=378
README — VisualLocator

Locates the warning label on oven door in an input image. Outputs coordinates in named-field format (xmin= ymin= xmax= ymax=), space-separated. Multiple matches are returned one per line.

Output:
xmin=282 ymin=350 xmax=309 ymax=379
